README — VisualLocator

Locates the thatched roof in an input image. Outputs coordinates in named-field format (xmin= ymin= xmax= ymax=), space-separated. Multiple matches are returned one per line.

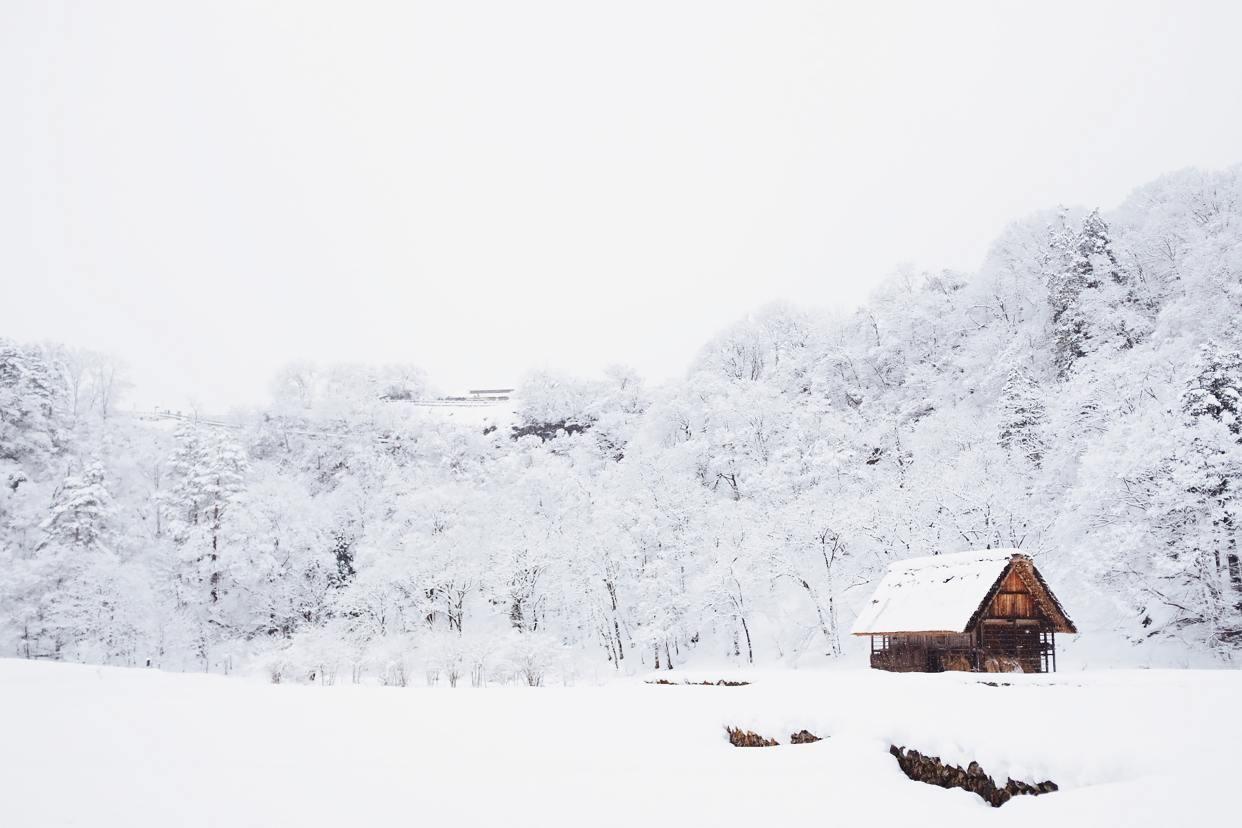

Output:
xmin=851 ymin=549 xmax=1076 ymax=635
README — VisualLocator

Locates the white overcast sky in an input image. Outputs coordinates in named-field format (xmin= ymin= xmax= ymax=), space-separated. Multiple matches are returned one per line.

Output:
xmin=3 ymin=1 xmax=1242 ymax=410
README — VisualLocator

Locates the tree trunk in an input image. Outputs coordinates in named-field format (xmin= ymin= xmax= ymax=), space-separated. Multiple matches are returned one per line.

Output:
xmin=821 ymin=544 xmax=843 ymax=657
xmin=800 ymin=579 xmax=834 ymax=654
xmin=210 ymin=505 xmax=220 ymax=604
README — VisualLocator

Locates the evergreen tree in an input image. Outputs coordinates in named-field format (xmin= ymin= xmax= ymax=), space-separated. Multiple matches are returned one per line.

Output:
xmin=0 ymin=339 xmax=63 ymax=482
xmin=39 ymin=462 xmax=115 ymax=551
xmin=30 ymin=461 xmax=117 ymax=657
xmin=199 ymin=434 xmax=249 ymax=604
xmin=997 ymin=368 xmax=1047 ymax=465
xmin=160 ymin=426 xmax=249 ymax=606
xmin=1047 ymin=210 xmax=1121 ymax=376
xmin=160 ymin=424 xmax=208 ymax=533
xmin=1183 ymin=343 xmax=1242 ymax=437
xmin=1178 ymin=344 xmax=1242 ymax=624
xmin=1075 ymin=209 xmax=1122 ymax=285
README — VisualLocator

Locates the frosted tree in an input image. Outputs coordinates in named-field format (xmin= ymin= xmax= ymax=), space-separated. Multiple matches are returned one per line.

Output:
xmin=159 ymin=424 xmax=208 ymax=533
xmin=997 ymin=367 xmax=1047 ymax=465
xmin=87 ymin=353 xmax=130 ymax=420
xmin=39 ymin=462 xmax=115 ymax=551
xmin=0 ymin=339 xmax=63 ymax=482
xmin=576 ymin=489 xmax=640 ymax=668
xmin=205 ymin=436 xmax=248 ymax=567
xmin=1183 ymin=343 xmax=1242 ymax=436
xmin=162 ymin=427 xmax=248 ymax=554
xmin=1047 ymin=208 xmax=1154 ymax=377
xmin=1046 ymin=217 xmax=1094 ymax=376
xmin=769 ymin=490 xmax=858 ymax=657
xmin=1136 ymin=428 xmax=1242 ymax=646
xmin=699 ymin=513 xmax=759 ymax=663
xmin=1178 ymin=344 xmax=1242 ymax=632
xmin=30 ymin=462 xmax=118 ymax=657
xmin=1046 ymin=209 xmax=1127 ymax=376
xmin=192 ymin=432 xmax=249 ymax=606
xmin=1076 ymin=209 xmax=1122 ymax=286
xmin=158 ymin=425 xmax=249 ymax=665
xmin=634 ymin=554 xmax=692 ymax=670
xmin=54 ymin=346 xmax=96 ymax=422
xmin=227 ymin=473 xmax=334 ymax=640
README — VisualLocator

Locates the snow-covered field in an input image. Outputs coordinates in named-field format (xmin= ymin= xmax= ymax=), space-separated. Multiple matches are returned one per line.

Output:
xmin=3 ymin=660 xmax=1235 ymax=827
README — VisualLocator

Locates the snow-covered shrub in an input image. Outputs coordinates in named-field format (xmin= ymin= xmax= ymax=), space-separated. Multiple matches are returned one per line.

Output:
xmin=366 ymin=633 xmax=417 ymax=687
xmin=284 ymin=627 xmax=350 ymax=685
xmin=502 ymin=632 xmax=565 ymax=688
xmin=462 ymin=632 xmax=500 ymax=687
xmin=422 ymin=630 xmax=468 ymax=687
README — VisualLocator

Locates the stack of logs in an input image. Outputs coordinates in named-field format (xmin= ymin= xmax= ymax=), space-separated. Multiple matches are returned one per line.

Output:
xmin=889 ymin=745 xmax=1058 ymax=807
xmin=725 ymin=727 xmax=822 ymax=747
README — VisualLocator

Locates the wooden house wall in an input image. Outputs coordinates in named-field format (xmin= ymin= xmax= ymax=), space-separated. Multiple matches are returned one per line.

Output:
xmin=869 ymin=633 xmax=976 ymax=672
xmin=978 ymin=621 xmax=1046 ymax=673
xmin=978 ymin=565 xmax=1052 ymax=672
xmin=984 ymin=568 xmax=1040 ymax=620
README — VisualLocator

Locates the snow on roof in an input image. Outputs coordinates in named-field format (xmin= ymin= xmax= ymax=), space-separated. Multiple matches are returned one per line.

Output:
xmin=851 ymin=549 xmax=1019 ymax=635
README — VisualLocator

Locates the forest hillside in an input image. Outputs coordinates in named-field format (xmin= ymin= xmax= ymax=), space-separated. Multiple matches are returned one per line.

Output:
xmin=3 ymin=165 xmax=1241 ymax=679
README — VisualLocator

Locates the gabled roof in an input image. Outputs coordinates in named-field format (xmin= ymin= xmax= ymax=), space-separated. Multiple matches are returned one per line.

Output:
xmin=850 ymin=549 xmax=1076 ymax=635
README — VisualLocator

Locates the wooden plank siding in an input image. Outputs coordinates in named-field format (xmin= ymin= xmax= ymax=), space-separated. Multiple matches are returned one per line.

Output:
xmin=977 ymin=566 xmax=1054 ymax=672
xmin=989 ymin=592 xmax=1036 ymax=618
xmin=986 ymin=570 xmax=1039 ymax=619
xmin=979 ymin=621 xmax=1047 ymax=673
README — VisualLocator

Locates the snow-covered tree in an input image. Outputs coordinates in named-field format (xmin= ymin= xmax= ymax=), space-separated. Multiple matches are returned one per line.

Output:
xmin=997 ymin=367 xmax=1047 ymax=465
xmin=0 ymin=339 xmax=63 ymax=481
xmin=40 ymin=461 xmax=114 ymax=551
xmin=1183 ymin=343 xmax=1242 ymax=436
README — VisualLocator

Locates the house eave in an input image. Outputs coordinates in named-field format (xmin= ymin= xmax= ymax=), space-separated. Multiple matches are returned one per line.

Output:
xmin=851 ymin=629 xmax=967 ymax=636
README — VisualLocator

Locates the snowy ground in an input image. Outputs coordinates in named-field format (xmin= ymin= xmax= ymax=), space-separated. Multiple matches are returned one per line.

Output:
xmin=2 ymin=660 xmax=1235 ymax=827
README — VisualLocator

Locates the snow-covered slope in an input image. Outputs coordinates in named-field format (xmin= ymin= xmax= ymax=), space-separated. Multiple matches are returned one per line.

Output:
xmin=2 ymin=659 xmax=1235 ymax=827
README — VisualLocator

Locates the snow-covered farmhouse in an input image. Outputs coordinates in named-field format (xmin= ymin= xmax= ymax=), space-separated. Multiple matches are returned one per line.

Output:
xmin=852 ymin=550 xmax=1076 ymax=673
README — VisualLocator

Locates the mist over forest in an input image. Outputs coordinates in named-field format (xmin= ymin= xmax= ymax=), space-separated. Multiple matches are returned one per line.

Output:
xmin=4 ymin=164 xmax=1242 ymax=682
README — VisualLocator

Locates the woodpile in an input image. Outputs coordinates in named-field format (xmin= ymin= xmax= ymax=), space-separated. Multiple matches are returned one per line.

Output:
xmin=889 ymin=745 xmax=1058 ymax=807
xmin=724 ymin=727 xmax=823 ymax=746
xmin=726 ymin=727 xmax=779 ymax=747
xmin=982 ymin=655 xmax=1024 ymax=673
xmin=941 ymin=653 xmax=973 ymax=672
